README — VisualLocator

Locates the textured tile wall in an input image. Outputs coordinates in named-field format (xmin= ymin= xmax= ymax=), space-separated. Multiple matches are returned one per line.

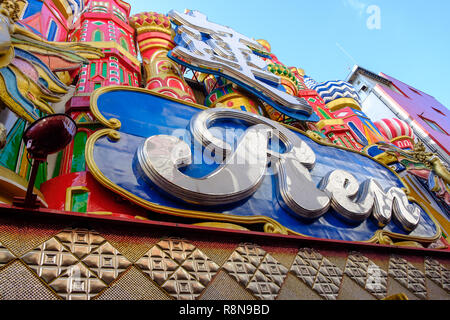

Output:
xmin=0 ymin=214 xmax=448 ymax=300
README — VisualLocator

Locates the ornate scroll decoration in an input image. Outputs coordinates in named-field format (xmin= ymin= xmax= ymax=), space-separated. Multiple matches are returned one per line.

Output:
xmin=137 ymin=108 xmax=421 ymax=232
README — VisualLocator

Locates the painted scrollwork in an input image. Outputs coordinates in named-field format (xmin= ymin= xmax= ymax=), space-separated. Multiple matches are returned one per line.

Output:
xmin=263 ymin=222 xmax=289 ymax=235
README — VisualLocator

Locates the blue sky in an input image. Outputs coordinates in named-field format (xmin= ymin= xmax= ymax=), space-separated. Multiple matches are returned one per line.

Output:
xmin=129 ymin=0 xmax=450 ymax=109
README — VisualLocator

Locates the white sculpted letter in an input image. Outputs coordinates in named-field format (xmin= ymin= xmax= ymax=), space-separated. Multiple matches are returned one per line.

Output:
xmin=320 ymin=170 xmax=420 ymax=231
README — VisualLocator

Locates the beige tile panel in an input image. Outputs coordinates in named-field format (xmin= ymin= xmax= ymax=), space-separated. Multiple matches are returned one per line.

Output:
xmin=389 ymin=255 xmax=428 ymax=300
xmin=48 ymin=262 xmax=107 ymax=300
xmin=82 ymin=242 xmax=132 ymax=285
xmin=290 ymin=248 xmax=343 ymax=300
xmin=21 ymin=237 xmax=79 ymax=284
xmin=199 ymin=270 xmax=256 ymax=300
xmin=95 ymin=266 xmax=171 ymax=300
xmin=0 ymin=260 xmax=59 ymax=300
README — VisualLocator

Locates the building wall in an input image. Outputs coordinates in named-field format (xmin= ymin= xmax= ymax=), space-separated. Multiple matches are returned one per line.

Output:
xmin=48 ymin=0 xmax=141 ymax=193
xmin=0 ymin=0 xmax=87 ymax=191
xmin=348 ymin=69 xmax=450 ymax=165
xmin=0 ymin=3 xmax=449 ymax=303
xmin=360 ymin=91 xmax=398 ymax=121
xmin=379 ymin=73 xmax=450 ymax=153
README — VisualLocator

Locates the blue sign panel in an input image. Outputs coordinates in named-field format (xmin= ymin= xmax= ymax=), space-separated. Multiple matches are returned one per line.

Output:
xmin=87 ymin=87 xmax=439 ymax=243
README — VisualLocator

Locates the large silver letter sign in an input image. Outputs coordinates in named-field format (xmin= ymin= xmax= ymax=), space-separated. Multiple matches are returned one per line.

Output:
xmin=168 ymin=10 xmax=315 ymax=121
xmin=137 ymin=109 xmax=421 ymax=232
xmin=320 ymin=170 xmax=421 ymax=231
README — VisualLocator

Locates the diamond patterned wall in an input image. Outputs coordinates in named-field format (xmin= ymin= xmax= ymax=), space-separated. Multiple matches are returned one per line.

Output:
xmin=425 ymin=257 xmax=450 ymax=293
xmin=0 ymin=215 xmax=448 ymax=301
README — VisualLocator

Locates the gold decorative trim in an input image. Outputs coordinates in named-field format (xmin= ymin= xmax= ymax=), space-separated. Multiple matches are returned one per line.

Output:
xmin=51 ymin=0 xmax=73 ymax=20
xmin=208 ymin=92 xmax=243 ymax=109
xmin=383 ymin=293 xmax=409 ymax=300
xmin=64 ymin=186 xmax=89 ymax=211
xmin=373 ymin=231 xmax=394 ymax=245
xmin=135 ymin=25 xmax=174 ymax=37
xmin=316 ymin=119 xmax=345 ymax=131
xmin=86 ymin=87 xmax=442 ymax=243
xmin=403 ymin=176 xmax=450 ymax=237
xmin=137 ymin=38 xmax=173 ymax=50
xmin=390 ymin=135 xmax=415 ymax=144
xmin=139 ymin=43 xmax=174 ymax=54
xmin=86 ymin=211 xmax=113 ymax=216
xmin=374 ymin=152 xmax=398 ymax=165
xmin=0 ymin=46 xmax=13 ymax=69
xmin=325 ymin=98 xmax=361 ymax=112
xmin=392 ymin=241 xmax=424 ymax=248
xmin=90 ymin=86 xmax=207 ymax=130
xmin=89 ymin=95 xmax=122 ymax=130
xmin=264 ymin=222 xmax=289 ymax=235
xmin=151 ymin=86 xmax=196 ymax=101
xmin=106 ymin=130 xmax=121 ymax=141
xmin=138 ymin=38 xmax=173 ymax=47
xmin=193 ymin=222 xmax=250 ymax=231
xmin=134 ymin=215 xmax=150 ymax=221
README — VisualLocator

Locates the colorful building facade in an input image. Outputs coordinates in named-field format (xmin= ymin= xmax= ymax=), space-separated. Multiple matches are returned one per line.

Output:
xmin=345 ymin=66 xmax=450 ymax=241
xmin=0 ymin=1 xmax=448 ymax=302
xmin=346 ymin=65 xmax=450 ymax=166
xmin=68 ymin=0 xmax=140 ymax=109
xmin=0 ymin=0 xmax=102 ymax=194
xmin=303 ymin=77 xmax=389 ymax=150
xmin=52 ymin=0 xmax=141 ymax=190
